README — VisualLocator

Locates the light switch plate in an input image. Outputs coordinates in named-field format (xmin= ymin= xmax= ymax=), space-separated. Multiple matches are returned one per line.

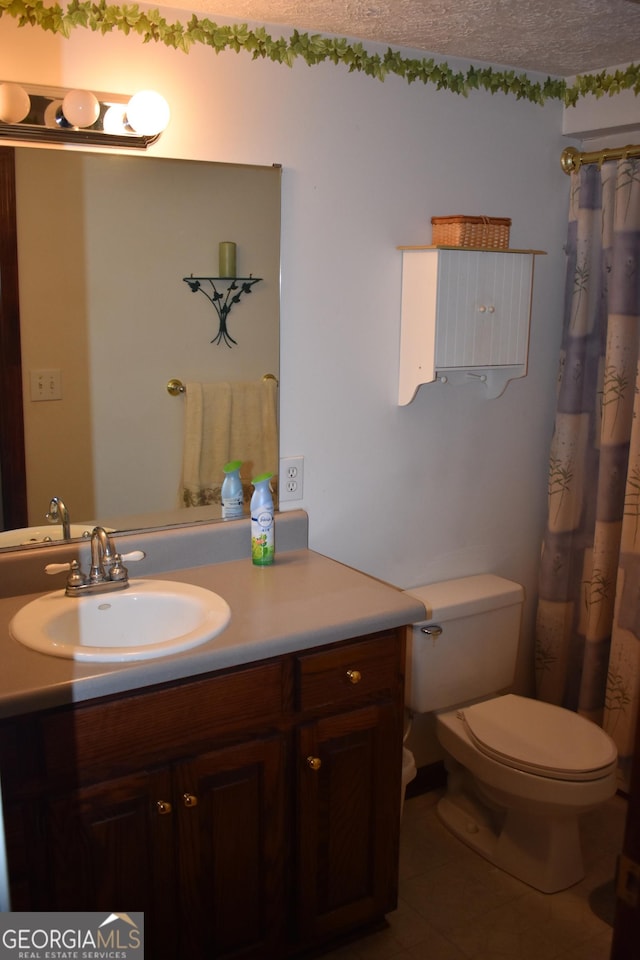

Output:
xmin=30 ymin=369 xmax=62 ymax=401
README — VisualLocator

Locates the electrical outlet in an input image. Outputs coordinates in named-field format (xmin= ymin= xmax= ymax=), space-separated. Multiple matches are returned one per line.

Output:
xmin=280 ymin=456 xmax=304 ymax=502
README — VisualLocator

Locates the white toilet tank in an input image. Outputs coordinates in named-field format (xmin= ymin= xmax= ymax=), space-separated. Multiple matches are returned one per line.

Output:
xmin=404 ymin=574 xmax=524 ymax=713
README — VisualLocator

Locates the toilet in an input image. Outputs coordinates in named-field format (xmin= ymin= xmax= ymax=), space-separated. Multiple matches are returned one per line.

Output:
xmin=403 ymin=574 xmax=618 ymax=893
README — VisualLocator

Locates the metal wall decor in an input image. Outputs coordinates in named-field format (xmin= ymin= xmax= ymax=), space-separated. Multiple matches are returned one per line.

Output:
xmin=182 ymin=276 xmax=262 ymax=347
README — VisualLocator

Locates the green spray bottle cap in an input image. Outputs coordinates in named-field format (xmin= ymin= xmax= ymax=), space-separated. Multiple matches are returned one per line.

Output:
xmin=224 ymin=460 xmax=243 ymax=474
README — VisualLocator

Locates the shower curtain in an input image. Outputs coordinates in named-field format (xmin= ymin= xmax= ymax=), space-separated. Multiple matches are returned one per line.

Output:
xmin=535 ymin=157 xmax=640 ymax=792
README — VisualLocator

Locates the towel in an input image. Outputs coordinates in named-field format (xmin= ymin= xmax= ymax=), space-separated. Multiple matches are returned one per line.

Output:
xmin=180 ymin=378 xmax=278 ymax=507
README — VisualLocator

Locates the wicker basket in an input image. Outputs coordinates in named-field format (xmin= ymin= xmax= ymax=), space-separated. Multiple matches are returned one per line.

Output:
xmin=431 ymin=215 xmax=511 ymax=249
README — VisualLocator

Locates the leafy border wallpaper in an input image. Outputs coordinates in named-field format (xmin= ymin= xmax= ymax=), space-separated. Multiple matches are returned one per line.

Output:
xmin=2 ymin=0 xmax=639 ymax=107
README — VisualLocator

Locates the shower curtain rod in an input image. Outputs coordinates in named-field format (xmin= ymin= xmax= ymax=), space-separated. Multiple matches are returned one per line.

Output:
xmin=560 ymin=143 xmax=640 ymax=174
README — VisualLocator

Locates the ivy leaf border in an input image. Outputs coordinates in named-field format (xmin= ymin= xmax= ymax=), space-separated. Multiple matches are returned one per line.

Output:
xmin=1 ymin=0 xmax=639 ymax=107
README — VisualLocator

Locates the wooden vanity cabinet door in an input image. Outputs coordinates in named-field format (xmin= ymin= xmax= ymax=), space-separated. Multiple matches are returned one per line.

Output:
xmin=46 ymin=766 xmax=178 ymax=960
xmin=293 ymin=629 xmax=405 ymax=947
xmin=296 ymin=702 xmax=402 ymax=944
xmin=175 ymin=733 xmax=287 ymax=960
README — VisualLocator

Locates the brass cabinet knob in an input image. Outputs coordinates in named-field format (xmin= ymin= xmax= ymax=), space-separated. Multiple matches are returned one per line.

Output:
xmin=306 ymin=756 xmax=322 ymax=771
xmin=156 ymin=800 xmax=173 ymax=815
xmin=346 ymin=669 xmax=362 ymax=684
xmin=183 ymin=793 xmax=198 ymax=808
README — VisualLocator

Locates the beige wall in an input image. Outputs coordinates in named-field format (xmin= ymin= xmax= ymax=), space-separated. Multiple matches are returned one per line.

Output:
xmin=17 ymin=151 xmax=94 ymax=522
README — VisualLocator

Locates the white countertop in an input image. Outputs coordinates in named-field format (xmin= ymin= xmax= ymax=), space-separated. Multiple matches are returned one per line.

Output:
xmin=0 ymin=547 xmax=426 ymax=718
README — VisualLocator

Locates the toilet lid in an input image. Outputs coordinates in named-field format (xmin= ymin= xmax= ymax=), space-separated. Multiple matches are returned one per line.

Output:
xmin=459 ymin=694 xmax=617 ymax=781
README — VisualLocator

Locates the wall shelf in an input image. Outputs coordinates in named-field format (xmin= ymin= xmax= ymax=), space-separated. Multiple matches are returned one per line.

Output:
xmin=397 ymin=246 xmax=545 ymax=403
xmin=183 ymin=275 xmax=262 ymax=347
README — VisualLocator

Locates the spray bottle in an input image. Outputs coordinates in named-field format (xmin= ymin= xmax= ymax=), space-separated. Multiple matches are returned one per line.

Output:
xmin=250 ymin=473 xmax=274 ymax=565
xmin=221 ymin=460 xmax=244 ymax=519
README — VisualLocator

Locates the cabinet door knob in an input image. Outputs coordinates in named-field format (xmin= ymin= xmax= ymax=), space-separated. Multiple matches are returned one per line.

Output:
xmin=183 ymin=793 xmax=198 ymax=808
xmin=346 ymin=669 xmax=362 ymax=684
xmin=156 ymin=800 xmax=173 ymax=815
xmin=306 ymin=756 xmax=322 ymax=771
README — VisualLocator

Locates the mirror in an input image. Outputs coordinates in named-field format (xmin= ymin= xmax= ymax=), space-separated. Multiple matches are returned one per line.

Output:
xmin=0 ymin=148 xmax=281 ymax=551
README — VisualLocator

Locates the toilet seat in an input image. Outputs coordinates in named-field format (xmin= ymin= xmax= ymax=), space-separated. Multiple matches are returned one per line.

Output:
xmin=458 ymin=694 xmax=617 ymax=782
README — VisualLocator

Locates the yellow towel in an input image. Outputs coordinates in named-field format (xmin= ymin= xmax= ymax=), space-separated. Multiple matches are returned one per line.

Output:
xmin=180 ymin=378 xmax=278 ymax=507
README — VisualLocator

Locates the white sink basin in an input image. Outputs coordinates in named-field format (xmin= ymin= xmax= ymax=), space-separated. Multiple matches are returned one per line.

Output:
xmin=0 ymin=524 xmax=108 ymax=547
xmin=9 ymin=580 xmax=231 ymax=662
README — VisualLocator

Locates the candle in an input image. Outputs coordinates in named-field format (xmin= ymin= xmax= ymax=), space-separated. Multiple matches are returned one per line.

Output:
xmin=219 ymin=241 xmax=237 ymax=278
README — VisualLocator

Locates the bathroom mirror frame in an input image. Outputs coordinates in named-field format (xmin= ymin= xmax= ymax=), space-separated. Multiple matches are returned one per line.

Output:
xmin=0 ymin=145 xmax=281 ymax=551
xmin=0 ymin=147 xmax=26 ymax=531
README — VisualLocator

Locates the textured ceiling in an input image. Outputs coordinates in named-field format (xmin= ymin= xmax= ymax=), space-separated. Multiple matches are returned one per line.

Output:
xmin=163 ymin=0 xmax=640 ymax=76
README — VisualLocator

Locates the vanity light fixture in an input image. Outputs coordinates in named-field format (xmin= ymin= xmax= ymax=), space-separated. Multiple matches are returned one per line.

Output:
xmin=0 ymin=81 xmax=170 ymax=149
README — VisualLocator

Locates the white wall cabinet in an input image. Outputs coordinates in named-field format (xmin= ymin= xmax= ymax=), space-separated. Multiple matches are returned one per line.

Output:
xmin=398 ymin=246 xmax=544 ymax=403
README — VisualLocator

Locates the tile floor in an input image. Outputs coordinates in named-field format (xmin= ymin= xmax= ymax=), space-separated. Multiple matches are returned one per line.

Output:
xmin=322 ymin=789 xmax=627 ymax=960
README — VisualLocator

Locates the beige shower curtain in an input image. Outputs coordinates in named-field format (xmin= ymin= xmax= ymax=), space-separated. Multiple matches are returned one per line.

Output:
xmin=535 ymin=157 xmax=640 ymax=792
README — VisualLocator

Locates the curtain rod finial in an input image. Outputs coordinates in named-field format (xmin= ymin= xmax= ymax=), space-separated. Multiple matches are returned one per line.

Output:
xmin=560 ymin=146 xmax=579 ymax=175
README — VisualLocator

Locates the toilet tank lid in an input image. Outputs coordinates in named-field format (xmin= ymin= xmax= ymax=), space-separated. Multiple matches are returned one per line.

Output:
xmin=404 ymin=574 xmax=523 ymax=621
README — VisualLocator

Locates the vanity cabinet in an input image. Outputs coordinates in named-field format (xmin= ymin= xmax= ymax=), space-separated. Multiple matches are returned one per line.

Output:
xmin=2 ymin=659 xmax=287 ymax=959
xmin=398 ymin=245 xmax=543 ymax=402
xmin=0 ymin=627 xmax=405 ymax=958
xmin=44 ymin=736 xmax=287 ymax=958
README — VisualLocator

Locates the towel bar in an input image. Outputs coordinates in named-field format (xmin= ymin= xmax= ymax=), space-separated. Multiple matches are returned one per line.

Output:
xmin=167 ymin=374 xmax=278 ymax=396
xmin=166 ymin=378 xmax=186 ymax=396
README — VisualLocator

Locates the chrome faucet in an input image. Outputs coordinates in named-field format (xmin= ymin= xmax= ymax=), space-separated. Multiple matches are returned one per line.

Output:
xmin=89 ymin=526 xmax=127 ymax=584
xmin=44 ymin=526 xmax=145 ymax=597
xmin=46 ymin=497 xmax=71 ymax=540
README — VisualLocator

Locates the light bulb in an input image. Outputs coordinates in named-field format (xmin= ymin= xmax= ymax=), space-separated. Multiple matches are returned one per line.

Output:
xmin=125 ymin=90 xmax=170 ymax=136
xmin=102 ymin=104 xmax=128 ymax=135
xmin=43 ymin=100 xmax=62 ymax=128
xmin=62 ymin=89 xmax=100 ymax=128
xmin=0 ymin=83 xmax=30 ymax=123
